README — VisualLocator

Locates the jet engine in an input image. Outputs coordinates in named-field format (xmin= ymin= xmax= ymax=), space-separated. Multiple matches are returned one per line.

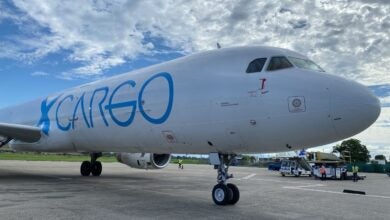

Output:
xmin=116 ymin=153 xmax=171 ymax=169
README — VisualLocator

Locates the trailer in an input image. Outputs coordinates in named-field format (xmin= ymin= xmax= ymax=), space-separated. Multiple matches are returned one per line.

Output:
xmin=312 ymin=161 xmax=348 ymax=180
xmin=313 ymin=165 xmax=347 ymax=180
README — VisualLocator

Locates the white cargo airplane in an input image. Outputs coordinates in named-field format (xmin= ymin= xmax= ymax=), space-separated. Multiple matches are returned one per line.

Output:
xmin=0 ymin=46 xmax=381 ymax=205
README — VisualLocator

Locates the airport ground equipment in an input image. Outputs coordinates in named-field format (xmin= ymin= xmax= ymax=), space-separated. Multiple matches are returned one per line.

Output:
xmin=312 ymin=161 xmax=349 ymax=180
xmin=279 ymin=158 xmax=312 ymax=177
xmin=307 ymin=152 xmax=350 ymax=180
xmin=312 ymin=163 xmax=366 ymax=180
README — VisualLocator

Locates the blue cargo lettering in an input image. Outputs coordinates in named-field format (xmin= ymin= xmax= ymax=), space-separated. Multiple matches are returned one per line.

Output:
xmin=138 ymin=72 xmax=174 ymax=124
xmin=41 ymin=72 xmax=174 ymax=134
xmin=105 ymin=80 xmax=137 ymax=127
xmin=89 ymin=87 xmax=109 ymax=127
xmin=38 ymin=96 xmax=61 ymax=135
xmin=72 ymin=93 xmax=91 ymax=129
xmin=56 ymin=95 xmax=74 ymax=131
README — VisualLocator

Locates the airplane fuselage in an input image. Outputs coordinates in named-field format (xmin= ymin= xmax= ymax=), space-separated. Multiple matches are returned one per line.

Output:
xmin=0 ymin=46 xmax=381 ymax=154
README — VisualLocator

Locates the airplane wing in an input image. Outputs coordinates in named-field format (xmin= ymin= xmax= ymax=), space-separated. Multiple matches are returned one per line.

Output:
xmin=0 ymin=123 xmax=41 ymax=145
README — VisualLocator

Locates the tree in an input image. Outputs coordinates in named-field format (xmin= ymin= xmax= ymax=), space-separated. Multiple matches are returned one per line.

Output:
xmin=249 ymin=156 xmax=257 ymax=164
xmin=333 ymin=139 xmax=370 ymax=163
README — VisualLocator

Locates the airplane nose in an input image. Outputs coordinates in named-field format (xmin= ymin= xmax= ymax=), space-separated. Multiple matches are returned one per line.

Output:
xmin=330 ymin=77 xmax=381 ymax=139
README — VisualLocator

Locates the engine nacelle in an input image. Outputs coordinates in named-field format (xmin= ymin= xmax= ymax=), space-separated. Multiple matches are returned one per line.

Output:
xmin=116 ymin=153 xmax=171 ymax=169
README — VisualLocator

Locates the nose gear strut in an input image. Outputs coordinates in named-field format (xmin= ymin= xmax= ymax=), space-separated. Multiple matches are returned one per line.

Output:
xmin=211 ymin=153 xmax=240 ymax=205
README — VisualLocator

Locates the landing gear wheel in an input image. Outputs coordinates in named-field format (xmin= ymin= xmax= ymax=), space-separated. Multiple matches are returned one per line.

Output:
xmin=80 ymin=153 xmax=103 ymax=177
xmin=226 ymin=183 xmax=240 ymax=205
xmin=91 ymin=161 xmax=102 ymax=176
xmin=212 ymin=184 xmax=230 ymax=206
xmin=80 ymin=161 xmax=91 ymax=176
xmin=211 ymin=153 xmax=241 ymax=205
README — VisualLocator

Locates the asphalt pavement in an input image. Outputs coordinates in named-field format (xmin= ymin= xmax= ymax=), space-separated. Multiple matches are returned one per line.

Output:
xmin=0 ymin=161 xmax=389 ymax=220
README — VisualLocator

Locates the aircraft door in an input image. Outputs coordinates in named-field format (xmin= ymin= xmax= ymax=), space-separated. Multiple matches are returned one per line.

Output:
xmin=240 ymin=60 xmax=270 ymax=149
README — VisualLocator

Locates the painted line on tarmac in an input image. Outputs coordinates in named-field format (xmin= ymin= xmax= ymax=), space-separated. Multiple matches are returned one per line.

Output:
xmin=249 ymin=178 xmax=309 ymax=184
xmin=290 ymin=184 xmax=325 ymax=188
xmin=283 ymin=186 xmax=390 ymax=200
xmin=242 ymin=173 xmax=256 ymax=180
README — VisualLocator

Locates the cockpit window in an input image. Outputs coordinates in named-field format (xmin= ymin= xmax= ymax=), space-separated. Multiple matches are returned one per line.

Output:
xmin=267 ymin=56 xmax=293 ymax=71
xmin=288 ymin=57 xmax=325 ymax=72
xmin=246 ymin=58 xmax=267 ymax=73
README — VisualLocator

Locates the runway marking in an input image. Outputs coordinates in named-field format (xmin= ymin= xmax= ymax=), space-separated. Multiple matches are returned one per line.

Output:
xmin=242 ymin=173 xmax=256 ymax=180
xmin=283 ymin=186 xmax=390 ymax=200
xmin=249 ymin=178 xmax=308 ymax=184
xmin=290 ymin=184 xmax=325 ymax=188
xmin=114 ymin=187 xmax=210 ymax=202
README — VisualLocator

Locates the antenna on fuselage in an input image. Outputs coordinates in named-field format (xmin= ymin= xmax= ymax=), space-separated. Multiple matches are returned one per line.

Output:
xmin=217 ymin=43 xmax=222 ymax=49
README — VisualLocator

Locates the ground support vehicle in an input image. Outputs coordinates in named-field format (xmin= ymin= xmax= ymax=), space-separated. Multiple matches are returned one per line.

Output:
xmin=280 ymin=158 xmax=312 ymax=177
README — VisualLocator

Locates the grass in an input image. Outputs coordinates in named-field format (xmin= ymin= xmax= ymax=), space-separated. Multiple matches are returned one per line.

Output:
xmin=0 ymin=152 xmax=117 ymax=162
xmin=0 ymin=152 xmax=209 ymax=164
xmin=171 ymin=158 xmax=209 ymax=164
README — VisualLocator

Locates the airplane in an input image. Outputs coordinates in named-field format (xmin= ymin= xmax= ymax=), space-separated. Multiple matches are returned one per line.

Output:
xmin=0 ymin=46 xmax=381 ymax=206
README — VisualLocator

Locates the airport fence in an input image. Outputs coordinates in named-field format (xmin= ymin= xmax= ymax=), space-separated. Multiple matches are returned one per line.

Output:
xmin=346 ymin=163 xmax=390 ymax=173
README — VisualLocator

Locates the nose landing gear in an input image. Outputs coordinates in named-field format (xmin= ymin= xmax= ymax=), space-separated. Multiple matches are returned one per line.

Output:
xmin=211 ymin=154 xmax=240 ymax=205
xmin=80 ymin=153 xmax=103 ymax=177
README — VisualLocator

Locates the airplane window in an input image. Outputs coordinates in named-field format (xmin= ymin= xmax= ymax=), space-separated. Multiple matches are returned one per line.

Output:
xmin=288 ymin=57 xmax=325 ymax=72
xmin=246 ymin=58 xmax=267 ymax=73
xmin=267 ymin=56 xmax=293 ymax=71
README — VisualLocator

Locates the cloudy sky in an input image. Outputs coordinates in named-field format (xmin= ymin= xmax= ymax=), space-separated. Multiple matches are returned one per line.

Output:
xmin=0 ymin=0 xmax=389 ymax=158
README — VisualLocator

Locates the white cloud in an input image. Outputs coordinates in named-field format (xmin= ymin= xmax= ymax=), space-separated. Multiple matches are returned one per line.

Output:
xmin=30 ymin=71 xmax=50 ymax=76
xmin=1 ymin=0 xmax=389 ymax=157
xmin=380 ymin=96 xmax=390 ymax=107
xmin=0 ymin=0 xmax=386 ymax=83
xmin=353 ymin=107 xmax=390 ymax=152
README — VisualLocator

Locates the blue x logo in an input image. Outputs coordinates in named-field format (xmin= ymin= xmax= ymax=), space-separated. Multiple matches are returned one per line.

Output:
xmin=37 ymin=96 xmax=60 ymax=135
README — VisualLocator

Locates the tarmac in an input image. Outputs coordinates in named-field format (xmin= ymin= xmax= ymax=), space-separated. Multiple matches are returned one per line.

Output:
xmin=0 ymin=160 xmax=389 ymax=220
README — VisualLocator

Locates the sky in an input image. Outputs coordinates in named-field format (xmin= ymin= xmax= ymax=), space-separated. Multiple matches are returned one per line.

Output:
xmin=0 ymin=0 xmax=389 ymax=158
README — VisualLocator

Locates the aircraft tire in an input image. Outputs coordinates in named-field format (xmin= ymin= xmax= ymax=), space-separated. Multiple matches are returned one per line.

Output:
xmin=81 ymin=161 xmax=92 ymax=176
xmin=226 ymin=183 xmax=240 ymax=205
xmin=212 ymin=184 xmax=230 ymax=206
xmin=91 ymin=161 xmax=102 ymax=176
